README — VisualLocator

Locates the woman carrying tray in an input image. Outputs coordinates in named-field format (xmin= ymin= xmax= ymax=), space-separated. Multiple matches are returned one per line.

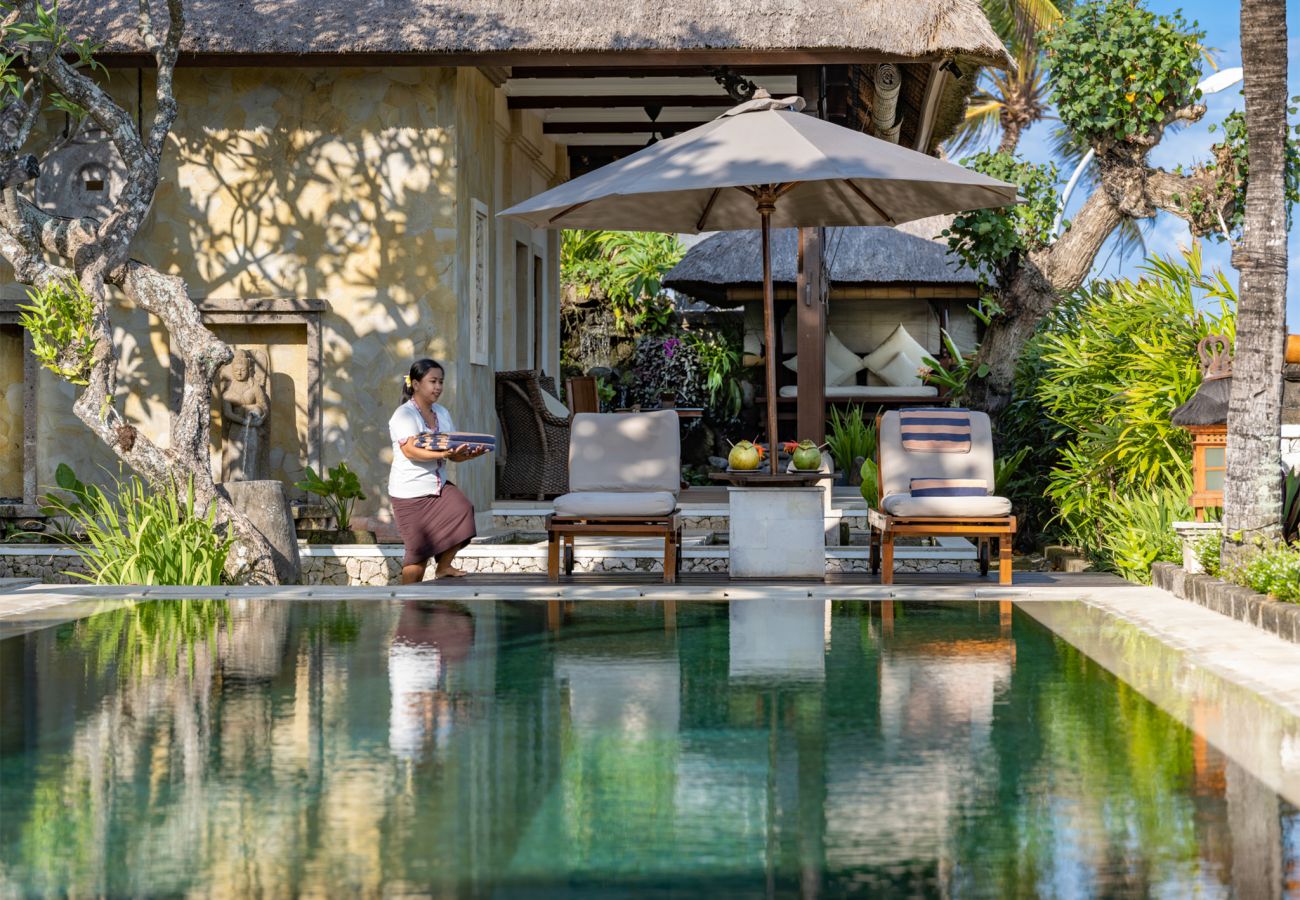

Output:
xmin=388 ymin=358 xmax=490 ymax=583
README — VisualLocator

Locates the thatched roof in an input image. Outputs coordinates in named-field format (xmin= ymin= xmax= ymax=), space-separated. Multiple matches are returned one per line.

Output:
xmin=62 ymin=0 xmax=1011 ymax=66
xmin=1171 ymin=376 xmax=1231 ymax=427
xmin=663 ymin=216 xmax=974 ymax=302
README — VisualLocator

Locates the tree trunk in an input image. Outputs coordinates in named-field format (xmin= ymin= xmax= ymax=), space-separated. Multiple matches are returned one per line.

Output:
xmin=1222 ymin=0 xmax=1289 ymax=563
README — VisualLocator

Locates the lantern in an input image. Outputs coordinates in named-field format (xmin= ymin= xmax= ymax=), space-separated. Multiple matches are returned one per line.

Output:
xmin=1171 ymin=336 xmax=1231 ymax=521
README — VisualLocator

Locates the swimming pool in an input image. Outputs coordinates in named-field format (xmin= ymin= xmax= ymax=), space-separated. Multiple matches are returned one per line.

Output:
xmin=1 ymin=599 xmax=1296 ymax=896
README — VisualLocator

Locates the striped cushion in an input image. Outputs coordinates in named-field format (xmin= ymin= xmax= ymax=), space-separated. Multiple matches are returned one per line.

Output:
xmin=899 ymin=408 xmax=972 ymax=453
xmin=910 ymin=477 xmax=988 ymax=497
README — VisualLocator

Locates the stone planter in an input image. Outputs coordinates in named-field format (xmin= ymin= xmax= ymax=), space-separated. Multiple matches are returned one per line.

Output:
xmin=1151 ymin=561 xmax=1300 ymax=645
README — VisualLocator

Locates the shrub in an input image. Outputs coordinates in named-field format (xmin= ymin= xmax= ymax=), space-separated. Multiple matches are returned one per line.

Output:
xmin=18 ymin=276 xmax=98 ymax=385
xmin=41 ymin=464 xmax=234 ymax=586
xmin=1031 ymin=249 xmax=1234 ymax=575
xmin=1228 ymin=542 xmax=1300 ymax=603
xmin=826 ymin=406 xmax=878 ymax=477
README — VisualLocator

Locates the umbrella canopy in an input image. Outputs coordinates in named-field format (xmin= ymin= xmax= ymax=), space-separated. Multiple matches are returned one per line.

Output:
xmin=501 ymin=91 xmax=1018 ymax=473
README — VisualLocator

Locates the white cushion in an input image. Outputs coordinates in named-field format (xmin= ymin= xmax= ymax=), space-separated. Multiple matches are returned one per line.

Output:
xmin=782 ymin=330 xmax=864 ymax=387
xmin=874 ymin=351 xmax=929 ymax=389
xmin=553 ymin=490 xmax=678 ymax=517
xmin=862 ymin=324 xmax=930 ymax=380
xmin=569 ymin=410 xmax=681 ymax=494
xmin=778 ymin=385 xmax=939 ymax=399
xmin=881 ymin=493 xmax=1012 ymax=518
xmin=879 ymin=409 xmax=996 ymax=498
xmin=540 ymin=388 xmax=571 ymax=420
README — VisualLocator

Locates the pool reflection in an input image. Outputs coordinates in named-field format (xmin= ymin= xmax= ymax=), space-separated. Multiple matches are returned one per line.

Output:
xmin=0 ymin=599 xmax=1296 ymax=897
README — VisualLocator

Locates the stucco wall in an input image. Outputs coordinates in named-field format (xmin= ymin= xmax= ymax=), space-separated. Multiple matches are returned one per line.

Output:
xmin=2 ymin=66 xmax=563 ymax=520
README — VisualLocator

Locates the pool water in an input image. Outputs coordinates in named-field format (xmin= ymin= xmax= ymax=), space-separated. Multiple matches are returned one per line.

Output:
xmin=1 ymin=599 xmax=1297 ymax=897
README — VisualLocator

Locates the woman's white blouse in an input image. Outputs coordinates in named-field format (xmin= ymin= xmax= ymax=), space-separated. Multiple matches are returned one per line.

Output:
xmin=388 ymin=401 xmax=454 ymax=498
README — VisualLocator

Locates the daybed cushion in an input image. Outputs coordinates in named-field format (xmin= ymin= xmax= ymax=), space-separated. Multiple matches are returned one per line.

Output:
xmin=862 ymin=324 xmax=930 ymax=381
xmin=778 ymin=385 xmax=939 ymax=399
xmin=874 ymin=351 xmax=928 ymax=388
xmin=782 ymin=330 xmax=864 ymax=387
xmin=552 ymin=490 xmax=678 ymax=518
xmin=879 ymin=409 xmax=995 ymax=498
xmin=880 ymin=493 xmax=1012 ymax=518
xmin=568 ymin=410 xmax=681 ymax=494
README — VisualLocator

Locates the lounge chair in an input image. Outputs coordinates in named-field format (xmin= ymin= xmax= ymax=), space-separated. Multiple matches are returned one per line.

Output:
xmin=868 ymin=409 xmax=1016 ymax=585
xmin=546 ymin=410 xmax=682 ymax=583
xmin=494 ymin=370 xmax=571 ymax=499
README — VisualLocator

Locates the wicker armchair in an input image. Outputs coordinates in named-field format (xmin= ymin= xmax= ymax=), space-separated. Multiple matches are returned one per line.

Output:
xmin=495 ymin=370 xmax=572 ymax=499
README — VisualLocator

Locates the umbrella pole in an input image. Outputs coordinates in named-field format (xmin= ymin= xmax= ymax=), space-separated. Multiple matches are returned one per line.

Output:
xmin=758 ymin=189 xmax=779 ymax=476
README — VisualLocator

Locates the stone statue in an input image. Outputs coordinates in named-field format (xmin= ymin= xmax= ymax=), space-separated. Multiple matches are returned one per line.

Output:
xmin=219 ymin=348 xmax=271 ymax=481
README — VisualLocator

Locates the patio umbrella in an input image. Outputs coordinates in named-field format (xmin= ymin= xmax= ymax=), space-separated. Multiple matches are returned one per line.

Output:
xmin=500 ymin=90 xmax=1018 ymax=474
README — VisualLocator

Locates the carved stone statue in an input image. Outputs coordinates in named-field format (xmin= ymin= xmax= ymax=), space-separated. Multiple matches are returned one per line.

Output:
xmin=218 ymin=348 xmax=271 ymax=481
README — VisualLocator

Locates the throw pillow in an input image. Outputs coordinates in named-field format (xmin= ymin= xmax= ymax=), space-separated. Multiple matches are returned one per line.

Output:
xmin=540 ymin=388 xmax=572 ymax=419
xmin=862 ymin=324 xmax=930 ymax=380
xmin=874 ymin=351 xmax=928 ymax=388
xmin=781 ymin=330 xmax=865 ymax=387
xmin=909 ymin=477 xmax=988 ymax=497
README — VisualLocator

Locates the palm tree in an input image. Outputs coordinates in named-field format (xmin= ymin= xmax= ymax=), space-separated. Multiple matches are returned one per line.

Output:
xmin=1222 ymin=0 xmax=1290 ymax=560
xmin=946 ymin=0 xmax=1065 ymax=157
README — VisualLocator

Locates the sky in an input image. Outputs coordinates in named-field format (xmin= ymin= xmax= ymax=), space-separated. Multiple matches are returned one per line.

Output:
xmin=1009 ymin=0 xmax=1300 ymax=329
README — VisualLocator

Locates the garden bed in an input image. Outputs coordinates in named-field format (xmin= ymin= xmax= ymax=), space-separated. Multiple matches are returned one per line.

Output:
xmin=1151 ymin=561 xmax=1300 ymax=645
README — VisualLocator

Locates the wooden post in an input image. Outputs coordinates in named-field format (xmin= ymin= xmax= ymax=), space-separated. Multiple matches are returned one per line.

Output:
xmin=796 ymin=227 xmax=826 ymax=443
xmin=796 ymin=67 xmax=827 ymax=445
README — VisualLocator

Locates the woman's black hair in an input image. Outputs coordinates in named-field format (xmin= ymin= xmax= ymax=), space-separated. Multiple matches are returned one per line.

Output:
xmin=401 ymin=358 xmax=444 ymax=404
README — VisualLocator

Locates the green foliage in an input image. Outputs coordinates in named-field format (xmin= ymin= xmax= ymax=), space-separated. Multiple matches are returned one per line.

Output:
xmin=1091 ymin=490 xmax=1187 ymax=583
xmin=295 ymin=462 xmax=366 ymax=532
xmin=943 ymin=152 xmax=1059 ymax=289
xmin=922 ymin=329 xmax=990 ymax=405
xmin=18 ymin=277 xmax=97 ymax=385
xmin=1203 ymin=105 xmax=1300 ymax=237
xmin=685 ymin=331 xmax=743 ymax=418
xmin=858 ymin=457 xmax=880 ymax=508
xmin=1195 ymin=530 xmax=1221 ymax=577
xmin=0 ymin=1 xmax=106 ymax=120
xmin=62 ymin=599 xmax=230 ymax=679
xmin=1032 ymin=249 xmax=1234 ymax=576
xmin=1043 ymin=0 xmax=1204 ymax=148
xmin=560 ymin=230 xmax=685 ymax=333
xmin=826 ymin=406 xmax=878 ymax=477
xmin=40 ymin=464 xmax=234 ymax=585
xmin=1227 ymin=541 xmax=1300 ymax=603
xmin=994 ymin=446 xmax=1031 ymax=497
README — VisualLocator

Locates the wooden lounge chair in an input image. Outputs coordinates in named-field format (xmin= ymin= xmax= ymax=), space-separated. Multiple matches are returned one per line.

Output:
xmin=868 ymin=409 xmax=1016 ymax=585
xmin=547 ymin=410 xmax=682 ymax=583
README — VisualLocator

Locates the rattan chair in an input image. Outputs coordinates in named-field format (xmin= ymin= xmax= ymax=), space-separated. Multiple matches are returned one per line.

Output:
xmin=494 ymin=370 xmax=571 ymax=499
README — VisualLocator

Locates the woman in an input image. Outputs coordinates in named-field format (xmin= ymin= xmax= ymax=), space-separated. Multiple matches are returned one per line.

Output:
xmin=388 ymin=359 xmax=487 ymax=583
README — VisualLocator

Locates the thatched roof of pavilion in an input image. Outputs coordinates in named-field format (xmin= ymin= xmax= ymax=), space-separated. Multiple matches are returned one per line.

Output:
xmin=663 ymin=217 xmax=975 ymax=303
xmin=60 ymin=0 xmax=1011 ymax=67
xmin=1171 ymin=377 xmax=1232 ymax=427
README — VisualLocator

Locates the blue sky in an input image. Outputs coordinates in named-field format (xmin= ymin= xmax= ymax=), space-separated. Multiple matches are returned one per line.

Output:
xmin=1009 ymin=0 xmax=1299 ymax=328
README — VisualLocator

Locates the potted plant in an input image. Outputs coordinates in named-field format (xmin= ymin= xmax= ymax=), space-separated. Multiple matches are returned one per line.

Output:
xmin=295 ymin=462 xmax=372 ymax=543
xmin=825 ymin=406 xmax=877 ymax=486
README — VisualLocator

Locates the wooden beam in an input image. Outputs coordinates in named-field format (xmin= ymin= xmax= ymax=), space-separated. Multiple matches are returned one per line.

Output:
xmin=508 ymin=94 xmax=735 ymax=109
xmin=912 ymin=62 xmax=947 ymax=152
xmin=544 ymin=120 xmax=711 ymax=134
xmin=796 ymin=227 xmax=826 ymax=443
xmin=510 ymin=65 xmax=803 ymax=79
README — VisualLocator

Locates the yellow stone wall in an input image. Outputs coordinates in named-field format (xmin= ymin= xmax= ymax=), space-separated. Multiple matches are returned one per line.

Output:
xmin=2 ymin=66 xmax=565 ymax=521
xmin=0 ymin=326 xmax=23 ymax=497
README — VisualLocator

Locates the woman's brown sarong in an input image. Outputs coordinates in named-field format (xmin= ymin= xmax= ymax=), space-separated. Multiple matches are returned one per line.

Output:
xmin=391 ymin=484 xmax=477 ymax=567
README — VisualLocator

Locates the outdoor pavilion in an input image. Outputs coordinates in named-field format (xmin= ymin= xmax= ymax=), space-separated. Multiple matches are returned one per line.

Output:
xmin=2 ymin=0 xmax=1012 ymax=532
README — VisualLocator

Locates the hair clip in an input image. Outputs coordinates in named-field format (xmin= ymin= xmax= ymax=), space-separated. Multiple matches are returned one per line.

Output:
xmin=404 ymin=374 xmax=412 ymax=388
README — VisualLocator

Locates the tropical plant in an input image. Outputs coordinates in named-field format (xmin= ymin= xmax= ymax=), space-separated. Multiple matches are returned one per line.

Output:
xmin=40 ymin=464 xmax=235 ymax=586
xmin=1033 ymin=250 xmax=1234 ymax=577
xmin=295 ymin=462 xmax=366 ymax=532
xmin=922 ymin=329 xmax=989 ymax=405
xmin=686 ymin=331 xmax=743 ymax=418
xmin=1091 ymin=490 xmax=1189 ymax=584
xmin=560 ymin=230 xmax=685 ymax=333
xmin=858 ymin=457 xmax=880 ymax=508
xmin=17 ymin=276 xmax=97 ymax=385
xmin=825 ymin=406 xmax=878 ymax=477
